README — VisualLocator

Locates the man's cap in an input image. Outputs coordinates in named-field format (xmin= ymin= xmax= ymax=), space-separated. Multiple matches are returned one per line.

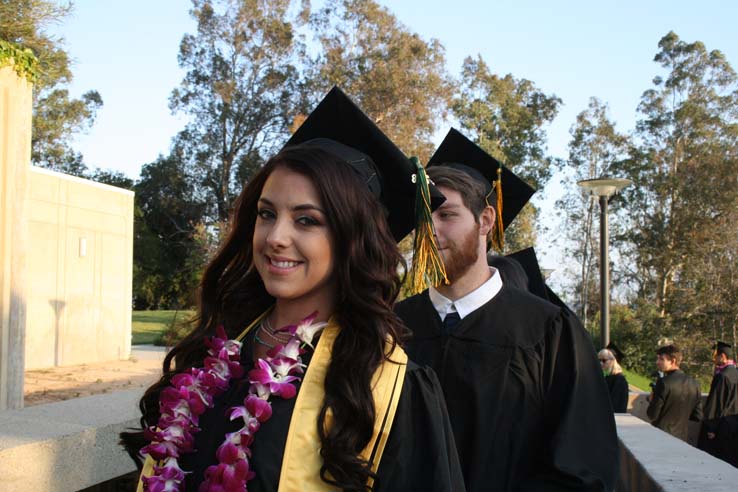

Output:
xmin=428 ymin=128 xmax=536 ymax=231
xmin=504 ymin=247 xmax=548 ymax=300
xmin=285 ymin=86 xmax=445 ymax=241
xmin=606 ymin=342 xmax=625 ymax=363
xmin=486 ymin=253 xmax=528 ymax=291
xmin=714 ymin=341 xmax=733 ymax=356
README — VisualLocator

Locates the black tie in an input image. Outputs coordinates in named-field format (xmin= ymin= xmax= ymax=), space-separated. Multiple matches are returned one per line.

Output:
xmin=442 ymin=312 xmax=461 ymax=335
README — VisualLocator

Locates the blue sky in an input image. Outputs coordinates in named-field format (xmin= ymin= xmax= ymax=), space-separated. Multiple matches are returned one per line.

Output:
xmin=57 ymin=0 xmax=738 ymax=285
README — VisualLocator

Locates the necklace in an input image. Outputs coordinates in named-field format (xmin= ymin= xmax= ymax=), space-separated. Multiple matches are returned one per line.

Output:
xmin=140 ymin=312 xmax=327 ymax=491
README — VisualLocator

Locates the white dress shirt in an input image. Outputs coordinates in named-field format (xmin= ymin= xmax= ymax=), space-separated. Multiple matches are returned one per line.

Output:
xmin=428 ymin=267 xmax=503 ymax=321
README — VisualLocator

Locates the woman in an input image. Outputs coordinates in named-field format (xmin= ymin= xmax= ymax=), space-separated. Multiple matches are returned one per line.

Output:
xmin=122 ymin=88 xmax=463 ymax=492
xmin=599 ymin=344 xmax=629 ymax=413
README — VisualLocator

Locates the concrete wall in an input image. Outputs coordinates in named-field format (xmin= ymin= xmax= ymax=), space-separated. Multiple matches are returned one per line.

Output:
xmin=0 ymin=389 xmax=140 ymax=492
xmin=0 ymin=65 xmax=31 ymax=409
xmin=25 ymin=167 xmax=134 ymax=369
xmin=616 ymin=413 xmax=738 ymax=491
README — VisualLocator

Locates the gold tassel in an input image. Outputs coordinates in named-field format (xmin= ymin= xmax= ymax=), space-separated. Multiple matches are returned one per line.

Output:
xmin=491 ymin=165 xmax=505 ymax=252
xmin=409 ymin=157 xmax=448 ymax=294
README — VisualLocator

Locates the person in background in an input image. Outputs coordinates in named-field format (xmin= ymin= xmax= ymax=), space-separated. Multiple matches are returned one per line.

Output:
xmin=598 ymin=343 xmax=629 ymax=413
xmin=698 ymin=341 xmax=738 ymax=466
xmin=646 ymin=344 xmax=702 ymax=441
xmin=396 ymin=129 xmax=618 ymax=492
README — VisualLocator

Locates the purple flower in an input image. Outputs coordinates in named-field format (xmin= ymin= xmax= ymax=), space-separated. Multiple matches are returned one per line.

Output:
xmin=143 ymin=458 xmax=188 ymax=491
xmin=266 ymin=338 xmax=303 ymax=361
xmin=248 ymin=359 xmax=298 ymax=399
xmin=204 ymin=326 xmax=241 ymax=358
xmin=269 ymin=355 xmax=304 ymax=378
xmin=245 ymin=395 xmax=273 ymax=422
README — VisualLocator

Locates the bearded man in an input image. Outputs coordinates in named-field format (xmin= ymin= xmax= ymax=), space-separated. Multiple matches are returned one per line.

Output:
xmin=396 ymin=129 xmax=618 ymax=492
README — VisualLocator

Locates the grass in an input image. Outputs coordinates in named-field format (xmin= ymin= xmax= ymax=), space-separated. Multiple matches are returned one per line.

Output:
xmin=623 ymin=368 xmax=652 ymax=392
xmin=132 ymin=310 xmax=194 ymax=345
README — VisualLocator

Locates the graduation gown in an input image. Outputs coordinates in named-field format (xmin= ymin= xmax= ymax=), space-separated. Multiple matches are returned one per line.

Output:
xmin=646 ymin=369 xmax=702 ymax=441
xmin=178 ymin=328 xmax=465 ymax=492
xmin=605 ymin=373 xmax=629 ymax=413
xmin=698 ymin=365 xmax=738 ymax=465
xmin=395 ymin=286 xmax=618 ymax=492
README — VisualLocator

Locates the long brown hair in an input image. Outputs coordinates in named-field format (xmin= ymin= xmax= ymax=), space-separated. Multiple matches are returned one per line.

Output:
xmin=122 ymin=144 xmax=407 ymax=491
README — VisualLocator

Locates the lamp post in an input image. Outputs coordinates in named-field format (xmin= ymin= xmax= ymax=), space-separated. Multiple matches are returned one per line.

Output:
xmin=576 ymin=177 xmax=632 ymax=348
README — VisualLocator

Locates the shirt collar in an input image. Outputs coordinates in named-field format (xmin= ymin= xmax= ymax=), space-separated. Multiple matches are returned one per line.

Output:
xmin=429 ymin=267 xmax=503 ymax=320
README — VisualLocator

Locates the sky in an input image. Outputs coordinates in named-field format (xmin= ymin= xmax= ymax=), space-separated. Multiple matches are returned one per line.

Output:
xmin=56 ymin=0 xmax=738 ymax=287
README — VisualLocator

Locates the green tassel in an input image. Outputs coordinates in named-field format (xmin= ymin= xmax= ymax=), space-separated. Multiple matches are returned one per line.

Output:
xmin=409 ymin=157 xmax=447 ymax=294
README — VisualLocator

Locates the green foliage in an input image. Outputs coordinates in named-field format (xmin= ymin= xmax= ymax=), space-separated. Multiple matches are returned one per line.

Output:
xmin=0 ymin=39 xmax=39 ymax=81
xmin=170 ymin=0 xmax=308 ymax=223
xmin=452 ymin=55 xmax=561 ymax=250
xmin=453 ymin=55 xmax=562 ymax=190
xmin=132 ymin=153 xmax=213 ymax=310
xmin=611 ymin=32 xmax=738 ymax=382
xmin=309 ymin=0 xmax=452 ymax=161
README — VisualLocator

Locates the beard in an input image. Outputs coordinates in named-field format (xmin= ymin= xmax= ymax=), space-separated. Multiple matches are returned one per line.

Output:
xmin=442 ymin=223 xmax=481 ymax=283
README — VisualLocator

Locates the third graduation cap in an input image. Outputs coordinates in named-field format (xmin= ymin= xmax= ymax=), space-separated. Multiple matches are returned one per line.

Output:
xmin=428 ymin=128 xmax=536 ymax=249
xmin=285 ymin=86 xmax=446 ymax=242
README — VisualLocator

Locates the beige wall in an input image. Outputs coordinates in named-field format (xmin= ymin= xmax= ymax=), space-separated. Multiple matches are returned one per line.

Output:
xmin=25 ymin=167 xmax=133 ymax=369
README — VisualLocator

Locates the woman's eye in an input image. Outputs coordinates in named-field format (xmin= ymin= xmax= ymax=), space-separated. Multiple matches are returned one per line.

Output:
xmin=297 ymin=216 xmax=320 ymax=226
xmin=257 ymin=209 xmax=275 ymax=220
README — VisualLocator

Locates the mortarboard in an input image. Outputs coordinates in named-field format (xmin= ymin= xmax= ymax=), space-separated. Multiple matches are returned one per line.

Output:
xmin=504 ymin=247 xmax=549 ymax=300
xmin=285 ymin=87 xmax=447 ymax=292
xmin=428 ymin=128 xmax=536 ymax=250
xmin=486 ymin=253 xmax=529 ymax=291
xmin=496 ymin=247 xmax=578 ymax=316
xmin=606 ymin=342 xmax=625 ymax=363
xmin=714 ymin=341 xmax=733 ymax=356
xmin=285 ymin=86 xmax=446 ymax=242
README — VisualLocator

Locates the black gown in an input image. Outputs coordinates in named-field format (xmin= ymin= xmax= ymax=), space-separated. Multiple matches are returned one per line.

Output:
xmin=178 ymin=329 xmax=465 ymax=491
xmin=646 ymin=369 xmax=702 ymax=441
xmin=698 ymin=365 xmax=738 ymax=466
xmin=605 ymin=373 xmax=629 ymax=413
xmin=395 ymin=286 xmax=618 ymax=492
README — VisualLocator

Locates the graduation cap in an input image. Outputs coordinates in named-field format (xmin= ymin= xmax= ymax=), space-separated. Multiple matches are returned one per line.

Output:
xmin=286 ymin=86 xmax=445 ymax=242
xmin=428 ymin=128 xmax=536 ymax=251
xmin=504 ymin=247 xmax=548 ymax=300
xmin=714 ymin=341 xmax=733 ymax=357
xmin=606 ymin=342 xmax=625 ymax=363
xmin=486 ymin=254 xmax=528 ymax=291
xmin=285 ymin=87 xmax=447 ymax=292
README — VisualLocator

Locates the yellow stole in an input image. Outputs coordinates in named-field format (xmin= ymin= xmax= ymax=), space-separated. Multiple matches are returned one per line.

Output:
xmin=137 ymin=315 xmax=407 ymax=492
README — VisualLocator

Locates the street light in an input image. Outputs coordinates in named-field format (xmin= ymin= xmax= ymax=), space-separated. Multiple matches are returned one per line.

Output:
xmin=577 ymin=177 xmax=632 ymax=348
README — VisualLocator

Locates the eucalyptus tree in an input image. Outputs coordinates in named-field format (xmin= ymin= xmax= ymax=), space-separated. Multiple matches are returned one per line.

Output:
xmin=171 ymin=0 xmax=309 ymax=223
xmin=309 ymin=0 xmax=452 ymax=161
xmin=452 ymin=55 xmax=561 ymax=251
xmin=556 ymin=98 xmax=630 ymax=329
xmin=618 ymin=32 xmax=738 ymax=374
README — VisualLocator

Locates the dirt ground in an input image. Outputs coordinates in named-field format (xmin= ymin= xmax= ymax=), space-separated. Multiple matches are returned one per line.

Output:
xmin=23 ymin=347 xmax=166 ymax=406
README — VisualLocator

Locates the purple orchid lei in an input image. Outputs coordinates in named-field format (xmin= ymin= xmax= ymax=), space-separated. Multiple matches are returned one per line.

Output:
xmin=140 ymin=312 xmax=326 ymax=492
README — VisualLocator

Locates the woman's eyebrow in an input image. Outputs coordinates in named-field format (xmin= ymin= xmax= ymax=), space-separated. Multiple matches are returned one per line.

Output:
xmin=258 ymin=197 xmax=325 ymax=214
